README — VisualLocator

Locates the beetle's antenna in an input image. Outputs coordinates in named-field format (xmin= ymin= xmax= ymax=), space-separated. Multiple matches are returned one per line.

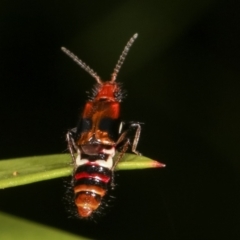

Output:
xmin=61 ymin=47 xmax=102 ymax=84
xmin=111 ymin=33 xmax=138 ymax=82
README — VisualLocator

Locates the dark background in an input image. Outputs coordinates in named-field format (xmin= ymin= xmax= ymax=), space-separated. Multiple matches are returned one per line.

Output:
xmin=1 ymin=0 xmax=240 ymax=239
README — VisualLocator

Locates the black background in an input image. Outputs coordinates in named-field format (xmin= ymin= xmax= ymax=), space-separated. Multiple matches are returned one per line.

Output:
xmin=1 ymin=0 xmax=240 ymax=239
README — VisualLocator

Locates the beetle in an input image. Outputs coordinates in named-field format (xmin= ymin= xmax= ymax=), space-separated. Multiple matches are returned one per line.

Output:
xmin=62 ymin=33 xmax=142 ymax=218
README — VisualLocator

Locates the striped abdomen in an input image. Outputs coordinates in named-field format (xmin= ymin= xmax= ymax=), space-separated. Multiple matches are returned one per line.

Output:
xmin=73 ymin=146 xmax=115 ymax=218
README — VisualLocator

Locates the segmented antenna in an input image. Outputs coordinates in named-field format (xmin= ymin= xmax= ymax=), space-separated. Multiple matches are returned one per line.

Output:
xmin=61 ymin=47 xmax=102 ymax=84
xmin=111 ymin=33 xmax=138 ymax=82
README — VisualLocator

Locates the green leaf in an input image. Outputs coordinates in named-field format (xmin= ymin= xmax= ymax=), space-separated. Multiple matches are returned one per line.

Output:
xmin=0 ymin=154 xmax=165 ymax=189
xmin=0 ymin=211 xmax=89 ymax=240
xmin=115 ymin=154 xmax=165 ymax=170
xmin=0 ymin=154 xmax=72 ymax=189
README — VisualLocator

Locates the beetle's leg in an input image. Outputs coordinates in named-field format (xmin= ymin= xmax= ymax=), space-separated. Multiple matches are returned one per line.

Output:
xmin=66 ymin=128 xmax=78 ymax=162
xmin=111 ymin=139 xmax=130 ymax=188
xmin=115 ymin=130 xmax=127 ymax=146
xmin=116 ymin=121 xmax=142 ymax=155
xmin=112 ymin=139 xmax=130 ymax=170
xmin=129 ymin=122 xmax=141 ymax=155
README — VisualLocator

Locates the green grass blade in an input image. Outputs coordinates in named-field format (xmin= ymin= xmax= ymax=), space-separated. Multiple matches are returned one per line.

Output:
xmin=116 ymin=154 xmax=165 ymax=170
xmin=0 ymin=211 xmax=90 ymax=240
xmin=0 ymin=154 xmax=165 ymax=189
xmin=0 ymin=154 xmax=72 ymax=189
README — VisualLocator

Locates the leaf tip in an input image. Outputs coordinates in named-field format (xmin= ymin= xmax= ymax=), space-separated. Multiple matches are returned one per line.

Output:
xmin=152 ymin=161 xmax=166 ymax=168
